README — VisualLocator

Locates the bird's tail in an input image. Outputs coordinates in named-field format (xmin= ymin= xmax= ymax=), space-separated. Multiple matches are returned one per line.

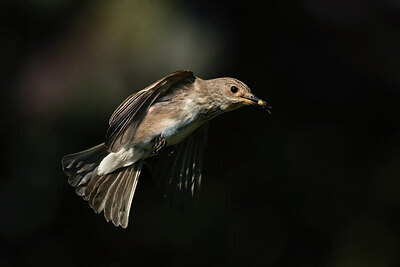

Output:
xmin=61 ymin=144 xmax=143 ymax=228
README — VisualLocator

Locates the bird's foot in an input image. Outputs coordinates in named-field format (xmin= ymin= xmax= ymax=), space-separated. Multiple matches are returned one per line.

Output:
xmin=152 ymin=136 xmax=167 ymax=154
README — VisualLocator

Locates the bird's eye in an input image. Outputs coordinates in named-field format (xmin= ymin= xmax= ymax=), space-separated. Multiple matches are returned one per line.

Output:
xmin=230 ymin=86 xmax=238 ymax=93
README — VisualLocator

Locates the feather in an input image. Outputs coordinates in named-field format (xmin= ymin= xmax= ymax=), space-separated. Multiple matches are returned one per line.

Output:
xmin=61 ymin=144 xmax=108 ymax=192
xmin=146 ymin=124 xmax=208 ymax=206
xmin=62 ymin=144 xmax=143 ymax=228
xmin=85 ymin=162 xmax=142 ymax=228
xmin=105 ymin=70 xmax=194 ymax=152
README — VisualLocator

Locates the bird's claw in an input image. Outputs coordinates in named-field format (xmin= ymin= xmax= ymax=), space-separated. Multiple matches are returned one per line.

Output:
xmin=152 ymin=136 xmax=167 ymax=154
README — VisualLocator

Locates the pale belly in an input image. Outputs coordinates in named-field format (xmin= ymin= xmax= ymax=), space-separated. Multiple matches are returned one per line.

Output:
xmin=163 ymin=117 xmax=203 ymax=146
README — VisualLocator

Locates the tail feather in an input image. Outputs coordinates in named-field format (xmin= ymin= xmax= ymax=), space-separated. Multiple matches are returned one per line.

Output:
xmin=110 ymin=166 xmax=134 ymax=225
xmin=103 ymin=168 xmax=128 ymax=223
xmin=89 ymin=172 xmax=114 ymax=212
xmin=61 ymin=144 xmax=143 ymax=228
xmin=119 ymin=161 xmax=142 ymax=227
xmin=62 ymin=144 xmax=108 ymax=188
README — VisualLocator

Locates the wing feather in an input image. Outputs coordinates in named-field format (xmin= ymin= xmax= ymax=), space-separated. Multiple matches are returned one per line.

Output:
xmin=105 ymin=70 xmax=194 ymax=152
xmin=146 ymin=124 xmax=208 ymax=206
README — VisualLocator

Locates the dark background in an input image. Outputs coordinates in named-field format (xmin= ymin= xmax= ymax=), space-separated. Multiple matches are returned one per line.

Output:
xmin=2 ymin=0 xmax=400 ymax=266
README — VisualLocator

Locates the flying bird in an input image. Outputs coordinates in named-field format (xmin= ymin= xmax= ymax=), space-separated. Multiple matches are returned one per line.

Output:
xmin=62 ymin=70 xmax=269 ymax=228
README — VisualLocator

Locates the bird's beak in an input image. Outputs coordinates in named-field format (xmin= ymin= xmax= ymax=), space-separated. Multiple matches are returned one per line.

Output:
xmin=241 ymin=95 xmax=272 ymax=114
xmin=241 ymin=95 xmax=266 ymax=107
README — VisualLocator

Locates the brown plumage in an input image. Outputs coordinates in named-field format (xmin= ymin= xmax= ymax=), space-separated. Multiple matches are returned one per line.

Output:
xmin=61 ymin=70 xmax=268 ymax=228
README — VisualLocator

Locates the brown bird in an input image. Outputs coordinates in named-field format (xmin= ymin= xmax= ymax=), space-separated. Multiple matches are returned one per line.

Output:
xmin=62 ymin=70 xmax=269 ymax=228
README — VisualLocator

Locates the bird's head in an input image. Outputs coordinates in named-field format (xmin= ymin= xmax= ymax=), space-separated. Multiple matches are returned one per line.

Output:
xmin=204 ymin=77 xmax=270 ymax=113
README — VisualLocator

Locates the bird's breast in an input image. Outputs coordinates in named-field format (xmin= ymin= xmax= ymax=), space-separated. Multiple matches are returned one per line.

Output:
xmin=133 ymin=98 xmax=204 ymax=147
xmin=164 ymin=116 xmax=203 ymax=146
xmin=160 ymin=101 xmax=203 ymax=146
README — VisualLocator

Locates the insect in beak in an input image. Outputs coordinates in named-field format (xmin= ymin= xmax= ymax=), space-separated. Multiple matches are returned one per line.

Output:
xmin=241 ymin=95 xmax=272 ymax=114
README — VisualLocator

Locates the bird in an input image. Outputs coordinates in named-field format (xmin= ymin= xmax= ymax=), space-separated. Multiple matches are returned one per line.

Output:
xmin=61 ymin=70 xmax=270 ymax=228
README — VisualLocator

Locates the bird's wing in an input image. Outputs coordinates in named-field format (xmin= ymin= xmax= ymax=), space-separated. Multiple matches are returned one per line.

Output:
xmin=146 ymin=124 xmax=208 ymax=206
xmin=105 ymin=70 xmax=195 ymax=152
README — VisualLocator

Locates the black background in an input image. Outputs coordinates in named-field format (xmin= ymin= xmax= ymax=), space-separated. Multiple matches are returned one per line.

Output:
xmin=2 ymin=0 xmax=400 ymax=266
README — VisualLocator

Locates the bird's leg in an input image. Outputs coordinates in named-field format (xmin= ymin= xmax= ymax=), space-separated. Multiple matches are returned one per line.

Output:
xmin=152 ymin=136 xmax=167 ymax=154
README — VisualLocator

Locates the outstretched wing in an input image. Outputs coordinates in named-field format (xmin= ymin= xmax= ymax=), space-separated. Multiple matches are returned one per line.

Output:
xmin=147 ymin=125 xmax=208 ymax=206
xmin=105 ymin=70 xmax=195 ymax=152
